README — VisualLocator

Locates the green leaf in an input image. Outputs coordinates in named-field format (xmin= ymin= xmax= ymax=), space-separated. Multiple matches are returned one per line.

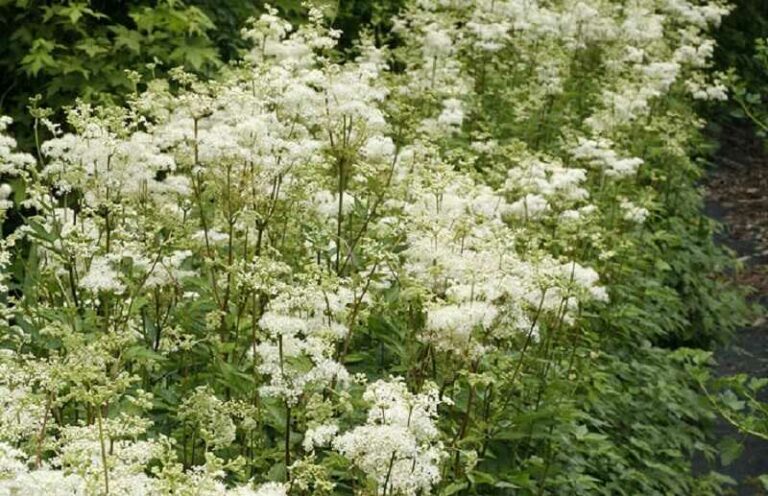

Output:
xmin=124 ymin=345 xmax=167 ymax=365
xmin=758 ymin=474 xmax=768 ymax=490
xmin=62 ymin=3 xmax=87 ymax=25
xmin=468 ymin=470 xmax=498 ymax=485
xmin=76 ymin=38 xmax=108 ymax=58
xmin=20 ymin=38 xmax=58 ymax=76
xmin=267 ymin=462 xmax=287 ymax=482
xmin=718 ymin=437 xmax=743 ymax=467
xmin=721 ymin=390 xmax=746 ymax=412
xmin=215 ymin=359 xmax=255 ymax=393
xmin=110 ymin=25 xmax=143 ymax=54
xmin=169 ymin=39 xmax=219 ymax=70
xmin=441 ymin=482 xmax=468 ymax=495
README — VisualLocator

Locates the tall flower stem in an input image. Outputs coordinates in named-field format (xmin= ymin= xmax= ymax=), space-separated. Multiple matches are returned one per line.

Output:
xmin=96 ymin=405 xmax=110 ymax=495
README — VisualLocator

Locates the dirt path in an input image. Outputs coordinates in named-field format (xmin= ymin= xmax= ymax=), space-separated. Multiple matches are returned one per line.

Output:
xmin=703 ymin=121 xmax=768 ymax=495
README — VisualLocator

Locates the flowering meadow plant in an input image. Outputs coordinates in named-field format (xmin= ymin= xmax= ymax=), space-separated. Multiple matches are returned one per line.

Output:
xmin=0 ymin=0 xmax=748 ymax=494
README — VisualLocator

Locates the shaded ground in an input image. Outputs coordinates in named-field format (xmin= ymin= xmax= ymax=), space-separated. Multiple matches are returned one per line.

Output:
xmin=706 ymin=122 xmax=768 ymax=294
xmin=702 ymin=120 xmax=768 ymax=495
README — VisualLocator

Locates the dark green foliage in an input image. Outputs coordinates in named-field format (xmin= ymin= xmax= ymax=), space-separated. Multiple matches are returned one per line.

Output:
xmin=715 ymin=0 xmax=768 ymax=91
xmin=0 ymin=0 xmax=407 ymax=147
xmin=713 ymin=0 xmax=768 ymax=131
xmin=330 ymin=0 xmax=407 ymax=48
xmin=0 ymin=0 xmax=224 ymax=135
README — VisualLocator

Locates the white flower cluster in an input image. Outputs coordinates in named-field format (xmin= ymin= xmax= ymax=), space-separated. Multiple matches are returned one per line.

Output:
xmin=0 ymin=116 xmax=35 ymax=178
xmin=79 ymin=255 xmax=126 ymax=294
xmin=621 ymin=199 xmax=650 ymax=224
xmin=254 ymin=282 xmax=354 ymax=405
xmin=0 ymin=435 xmax=286 ymax=496
xmin=333 ymin=379 xmax=445 ymax=496
xmin=0 ymin=363 xmax=46 ymax=445
xmin=393 ymin=144 xmax=607 ymax=358
xmin=571 ymin=138 xmax=644 ymax=179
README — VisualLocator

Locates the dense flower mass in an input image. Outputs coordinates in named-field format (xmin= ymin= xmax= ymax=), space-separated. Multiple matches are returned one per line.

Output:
xmin=0 ymin=0 xmax=739 ymax=494
xmin=333 ymin=379 xmax=445 ymax=496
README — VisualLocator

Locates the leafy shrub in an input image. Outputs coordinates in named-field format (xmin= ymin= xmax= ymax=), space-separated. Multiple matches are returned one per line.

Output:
xmin=710 ymin=0 xmax=768 ymax=134
xmin=0 ymin=0 xmax=749 ymax=494
xmin=0 ymin=0 xmax=224 ymax=136
xmin=0 ymin=0 xmax=407 ymax=148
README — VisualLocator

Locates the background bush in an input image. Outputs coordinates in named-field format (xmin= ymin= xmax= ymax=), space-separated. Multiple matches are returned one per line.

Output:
xmin=0 ymin=0 xmax=405 ymax=146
